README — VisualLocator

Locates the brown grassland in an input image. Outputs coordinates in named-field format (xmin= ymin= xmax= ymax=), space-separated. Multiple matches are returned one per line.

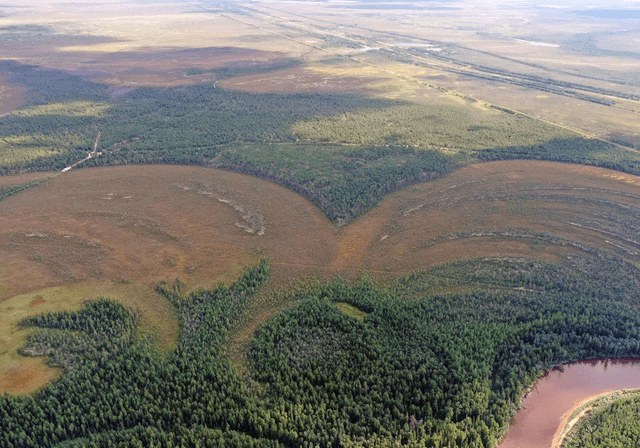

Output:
xmin=1 ymin=161 xmax=639 ymax=390
xmin=1 ymin=0 xmax=640 ymax=396
xmin=2 ymin=0 xmax=639 ymax=142
xmin=0 ymin=171 xmax=51 ymax=189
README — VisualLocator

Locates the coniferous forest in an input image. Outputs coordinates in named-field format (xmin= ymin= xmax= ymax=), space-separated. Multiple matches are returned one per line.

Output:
xmin=2 ymin=253 xmax=640 ymax=447
xmin=2 ymin=27 xmax=640 ymax=447
xmin=3 ymin=2 xmax=640 ymax=446
xmin=2 ymin=60 xmax=640 ymax=223
xmin=561 ymin=391 xmax=640 ymax=448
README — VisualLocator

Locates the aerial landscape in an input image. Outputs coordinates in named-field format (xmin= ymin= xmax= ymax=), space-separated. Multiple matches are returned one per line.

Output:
xmin=1 ymin=0 xmax=640 ymax=446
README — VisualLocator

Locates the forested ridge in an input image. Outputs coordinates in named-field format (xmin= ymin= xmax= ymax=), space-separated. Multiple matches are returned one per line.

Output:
xmin=2 ymin=60 xmax=640 ymax=223
xmin=2 ymin=253 xmax=640 ymax=447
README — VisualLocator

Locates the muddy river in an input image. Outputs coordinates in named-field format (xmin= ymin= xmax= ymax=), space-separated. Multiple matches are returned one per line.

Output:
xmin=499 ymin=359 xmax=640 ymax=448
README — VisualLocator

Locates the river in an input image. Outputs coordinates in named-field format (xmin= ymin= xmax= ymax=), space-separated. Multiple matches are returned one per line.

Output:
xmin=499 ymin=358 xmax=640 ymax=448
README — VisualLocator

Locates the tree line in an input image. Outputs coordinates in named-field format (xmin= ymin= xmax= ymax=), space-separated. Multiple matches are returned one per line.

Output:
xmin=3 ymin=60 xmax=639 ymax=224
xmin=2 ymin=252 xmax=640 ymax=447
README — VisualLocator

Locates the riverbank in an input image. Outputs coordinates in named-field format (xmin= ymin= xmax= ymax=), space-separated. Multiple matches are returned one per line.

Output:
xmin=553 ymin=388 xmax=640 ymax=448
xmin=499 ymin=359 xmax=640 ymax=448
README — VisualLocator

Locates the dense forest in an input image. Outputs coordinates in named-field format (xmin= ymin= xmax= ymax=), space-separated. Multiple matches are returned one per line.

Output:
xmin=2 ymin=252 xmax=640 ymax=447
xmin=1 ymin=261 xmax=277 ymax=448
xmin=2 ymin=60 xmax=640 ymax=223
xmin=561 ymin=391 xmax=640 ymax=448
xmin=0 ymin=0 xmax=640 ymax=448
xmin=249 ymin=254 xmax=640 ymax=447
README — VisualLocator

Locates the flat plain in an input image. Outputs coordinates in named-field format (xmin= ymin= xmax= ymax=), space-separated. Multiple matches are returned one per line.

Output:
xmin=1 ymin=0 xmax=640 ymax=446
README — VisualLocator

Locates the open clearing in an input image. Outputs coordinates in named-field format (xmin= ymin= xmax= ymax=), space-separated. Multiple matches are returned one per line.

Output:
xmin=1 ymin=160 xmax=639 ymax=392
xmin=2 ymin=0 xmax=639 ymax=146
xmin=0 ymin=171 xmax=53 ymax=189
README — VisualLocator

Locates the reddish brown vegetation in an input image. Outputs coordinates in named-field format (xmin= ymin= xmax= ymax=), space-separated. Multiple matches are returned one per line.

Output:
xmin=29 ymin=295 xmax=45 ymax=307
xmin=220 ymin=66 xmax=382 ymax=95
xmin=2 ymin=160 xmax=639 ymax=392
xmin=0 ymin=172 xmax=52 ymax=188
xmin=0 ymin=358 xmax=60 ymax=395
xmin=2 ymin=161 xmax=638 ymax=301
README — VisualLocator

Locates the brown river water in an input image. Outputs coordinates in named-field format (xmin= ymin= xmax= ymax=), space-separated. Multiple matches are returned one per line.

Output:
xmin=499 ymin=358 xmax=640 ymax=448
